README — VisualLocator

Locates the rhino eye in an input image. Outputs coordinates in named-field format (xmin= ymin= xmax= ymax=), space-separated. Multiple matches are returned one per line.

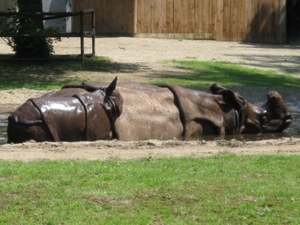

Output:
xmin=260 ymin=110 xmax=271 ymax=124
xmin=261 ymin=116 xmax=267 ymax=124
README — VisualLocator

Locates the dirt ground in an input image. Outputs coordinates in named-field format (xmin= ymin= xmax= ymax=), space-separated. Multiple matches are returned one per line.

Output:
xmin=0 ymin=37 xmax=300 ymax=161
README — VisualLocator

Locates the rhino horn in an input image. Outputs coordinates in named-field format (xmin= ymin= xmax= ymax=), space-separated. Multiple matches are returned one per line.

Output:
xmin=106 ymin=77 xmax=118 ymax=96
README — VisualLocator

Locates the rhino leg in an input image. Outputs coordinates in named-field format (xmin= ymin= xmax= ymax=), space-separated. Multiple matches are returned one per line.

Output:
xmin=7 ymin=100 xmax=54 ymax=143
xmin=184 ymin=120 xmax=224 ymax=139
xmin=7 ymin=121 xmax=53 ymax=143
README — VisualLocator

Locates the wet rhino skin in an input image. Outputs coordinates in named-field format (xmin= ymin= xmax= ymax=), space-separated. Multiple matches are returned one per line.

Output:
xmin=114 ymin=83 xmax=183 ymax=141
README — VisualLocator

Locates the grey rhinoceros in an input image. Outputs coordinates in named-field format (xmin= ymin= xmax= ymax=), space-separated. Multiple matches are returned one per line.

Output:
xmin=7 ymin=78 xmax=292 ymax=143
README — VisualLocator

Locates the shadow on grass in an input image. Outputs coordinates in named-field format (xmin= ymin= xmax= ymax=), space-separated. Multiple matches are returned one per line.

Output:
xmin=149 ymin=60 xmax=300 ymax=89
xmin=0 ymin=54 xmax=147 ymax=89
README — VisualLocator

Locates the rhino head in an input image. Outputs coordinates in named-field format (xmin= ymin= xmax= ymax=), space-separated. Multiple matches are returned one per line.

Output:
xmin=259 ymin=91 xmax=293 ymax=133
xmin=210 ymin=84 xmax=293 ymax=134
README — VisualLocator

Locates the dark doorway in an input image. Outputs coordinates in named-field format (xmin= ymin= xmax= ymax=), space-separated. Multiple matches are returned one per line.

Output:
xmin=287 ymin=0 xmax=300 ymax=44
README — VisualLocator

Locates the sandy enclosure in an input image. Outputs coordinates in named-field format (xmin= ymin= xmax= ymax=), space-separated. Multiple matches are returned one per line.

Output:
xmin=0 ymin=37 xmax=300 ymax=161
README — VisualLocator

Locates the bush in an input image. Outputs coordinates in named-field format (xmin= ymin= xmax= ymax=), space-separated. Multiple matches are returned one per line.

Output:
xmin=0 ymin=0 xmax=60 ymax=58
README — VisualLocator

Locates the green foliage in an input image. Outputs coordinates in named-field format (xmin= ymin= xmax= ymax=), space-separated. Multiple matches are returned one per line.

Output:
xmin=0 ymin=0 xmax=61 ymax=58
xmin=151 ymin=60 xmax=300 ymax=89
xmin=1 ymin=155 xmax=300 ymax=224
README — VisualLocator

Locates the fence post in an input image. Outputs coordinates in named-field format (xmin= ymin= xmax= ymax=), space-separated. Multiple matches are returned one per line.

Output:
xmin=80 ymin=10 xmax=84 ymax=65
xmin=92 ymin=10 xmax=95 ymax=56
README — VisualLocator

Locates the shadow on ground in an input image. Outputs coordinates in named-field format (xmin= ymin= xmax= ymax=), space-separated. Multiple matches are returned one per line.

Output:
xmin=225 ymin=44 xmax=300 ymax=75
xmin=0 ymin=55 xmax=150 ymax=89
xmin=145 ymin=61 xmax=300 ymax=90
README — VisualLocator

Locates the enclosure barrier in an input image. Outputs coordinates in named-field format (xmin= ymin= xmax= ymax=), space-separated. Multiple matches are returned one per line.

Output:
xmin=0 ymin=9 xmax=95 ymax=65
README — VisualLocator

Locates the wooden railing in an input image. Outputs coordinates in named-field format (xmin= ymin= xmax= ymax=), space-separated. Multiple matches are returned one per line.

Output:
xmin=0 ymin=9 xmax=95 ymax=65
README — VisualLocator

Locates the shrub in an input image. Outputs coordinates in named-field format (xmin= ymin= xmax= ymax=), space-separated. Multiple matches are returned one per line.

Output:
xmin=0 ymin=0 xmax=60 ymax=58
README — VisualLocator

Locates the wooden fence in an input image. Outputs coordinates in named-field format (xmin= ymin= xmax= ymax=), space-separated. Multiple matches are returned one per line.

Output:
xmin=73 ymin=0 xmax=287 ymax=44
xmin=0 ymin=10 xmax=95 ymax=65
xmin=73 ymin=0 xmax=135 ymax=34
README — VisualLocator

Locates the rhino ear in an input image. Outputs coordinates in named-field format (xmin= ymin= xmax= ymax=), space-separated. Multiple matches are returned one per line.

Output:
xmin=267 ymin=91 xmax=284 ymax=107
xmin=106 ymin=77 xmax=118 ymax=96
xmin=220 ymin=90 xmax=245 ymax=109
xmin=210 ymin=83 xmax=227 ymax=94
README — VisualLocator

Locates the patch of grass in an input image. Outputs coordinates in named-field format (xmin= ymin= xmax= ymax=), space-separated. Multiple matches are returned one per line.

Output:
xmin=1 ymin=57 xmax=299 ymax=90
xmin=1 ymin=155 xmax=300 ymax=224
xmin=151 ymin=60 xmax=300 ymax=89
xmin=0 ymin=55 xmax=116 ymax=90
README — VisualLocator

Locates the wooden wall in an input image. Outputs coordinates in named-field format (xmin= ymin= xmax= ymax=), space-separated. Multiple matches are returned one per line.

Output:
xmin=136 ymin=0 xmax=215 ymax=39
xmin=73 ymin=0 xmax=135 ymax=34
xmin=73 ymin=0 xmax=287 ymax=44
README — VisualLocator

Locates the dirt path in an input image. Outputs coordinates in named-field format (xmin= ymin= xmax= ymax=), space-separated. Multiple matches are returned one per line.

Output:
xmin=1 ymin=138 xmax=300 ymax=162
xmin=0 ymin=37 xmax=300 ymax=161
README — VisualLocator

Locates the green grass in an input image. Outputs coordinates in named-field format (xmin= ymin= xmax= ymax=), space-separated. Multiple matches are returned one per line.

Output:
xmin=1 ymin=154 xmax=300 ymax=224
xmin=151 ymin=60 xmax=300 ymax=89
xmin=0 ymin=55 xmax=115 ymax=90
xmin=1 ymin=57 xmax=299 ymax=90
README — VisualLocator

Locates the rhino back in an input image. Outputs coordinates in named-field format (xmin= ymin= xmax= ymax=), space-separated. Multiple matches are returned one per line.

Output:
xmin=114 ymin=84 xmax=183 ymax=141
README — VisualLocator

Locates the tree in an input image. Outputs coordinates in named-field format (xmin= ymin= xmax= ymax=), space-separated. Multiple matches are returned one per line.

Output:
xmin=13 ymin=0 xmax=51 ymax=58
xmin=0 ymin=0 xmax=60 ymax=58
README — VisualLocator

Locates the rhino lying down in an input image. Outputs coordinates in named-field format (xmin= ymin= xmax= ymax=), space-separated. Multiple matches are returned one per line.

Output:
xmin=7 ymin=78 xmax=292 ymax=143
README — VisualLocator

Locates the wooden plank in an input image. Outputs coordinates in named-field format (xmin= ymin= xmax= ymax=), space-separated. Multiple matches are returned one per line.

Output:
xmin=244 ymin=0 xmax=254 ymax=42
xmin=236 ymin=0 xmax=245 ymax=41
xmin=97 ymin=0 xmax=107 ymax=33
xmin=127 ymin=0 xmax=136 ymax=34
xmin=223 ymin=0 xmax=231 ymax=41
xmin=195 ymin=0 xmax=203 ymax=34
xmin=166 ymin=0 xmax=174 ymax=32
xmin=230 ymin=0 xmax=238 ymax=41
xmin=252 ymin=0 xmax=260 ymax=43
xmin=152 ymin=0 xmax=167 ymax=33
xmin=107 ymin=0 xmax=119 ymax=33
xmin=100 ymin=0 xmax=110 ymax=32
xmin=173 ymin=0 xmax=181 ymax=33
xmin=243 ymin=0 xmax=250 ymax=42
xmin=187 ymin=0 xmax=195 ymax=33
xmin=119 ymin=0 xmax=132 ymax=33
xmin=181 ymin=0 xmax=188 ymax=33
xmin=144 ymin=0 xmax=152 ymax=32
xmin=252 ymin=0 xmax=270 ymax=43
xmin=119 ymin=0 xmax=126 ymax=33
xmin=278 ymin=0 xmax=287 ymax=44
xmin=133 ymin=0 xmax=137 ymax=34
xmin=82 ymin=0 xmax=95 ymax=31
xmin=266 ymin=0 xmax=275 ymax=43
xmin=152 ymin=0 xmax=159 ymax=32
xmin=215 ymin=0 xmax=224 ymax=41
xmin=268 ymin=0 xmax=278 ymax=44
xmin=202 ymin=0 xmax=210 ymax=33
xmin=160 ymin=0 xmax=167 ymax=32
xmin=210 ymin=0 xmax=217 ymax=37
xmin=271 ymin=0 xmax=279 ymax=43
xmin=73 ymin=0 xmax=94 ymax=32
xmin=136 ymin=0 xmax=144 ymax=33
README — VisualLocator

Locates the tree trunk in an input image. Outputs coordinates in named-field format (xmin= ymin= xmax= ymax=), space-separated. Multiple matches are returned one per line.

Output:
xmin=14 ymin=0 xmax=50 ymax=58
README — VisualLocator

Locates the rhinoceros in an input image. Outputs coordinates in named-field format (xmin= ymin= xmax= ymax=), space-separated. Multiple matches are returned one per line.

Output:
xmin=7 ymin=77 xmax=123 ymax=143
xmin=7 ymin=78 xmax=292 ymax=143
